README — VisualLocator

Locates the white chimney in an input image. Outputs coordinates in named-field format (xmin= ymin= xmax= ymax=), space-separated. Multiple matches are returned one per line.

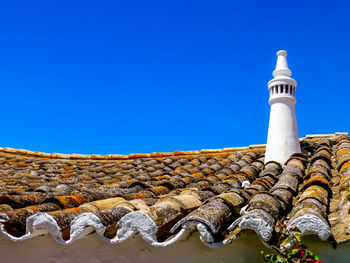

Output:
xmin=265 ymin=50 xmax=301 ymax=164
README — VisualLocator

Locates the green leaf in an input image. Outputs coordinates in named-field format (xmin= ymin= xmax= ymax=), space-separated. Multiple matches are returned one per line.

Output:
xmin=294 ymin=234 xmax=301 ymax=243
xmin=288 ymin=249 xmax=301 ymax=259
xmin=264 ymin=254 xmax=275 ymax=260
xmin=307 ymin=251 xmax=320 ymax=260
xmin=275 ymin=255 xmax=286 ymax=263
xmin=264 ymin=254 xmax=286 ymax=263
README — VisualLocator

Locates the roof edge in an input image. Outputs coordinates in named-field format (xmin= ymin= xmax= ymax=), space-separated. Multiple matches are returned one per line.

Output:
xmin=0 ymin=133 xmax=345 ymax=160
xmin=0 ymin=146 xmax=260 ymax=160
xmin=302 ymin=132 xmax=348 ymax=139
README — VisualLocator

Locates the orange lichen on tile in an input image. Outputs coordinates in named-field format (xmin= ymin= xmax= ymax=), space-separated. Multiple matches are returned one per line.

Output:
xmin=51 ymin=195 xmax=89 ymax=208
xmin=129 ymin=153 xmax=151 ymax=158
xmin=150 ymin=152 xmax=173 ymax=157
xmin=303 ymin=175 xmax=331 ymax=193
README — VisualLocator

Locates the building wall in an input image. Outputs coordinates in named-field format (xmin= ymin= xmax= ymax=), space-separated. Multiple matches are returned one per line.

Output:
xmin=0 ymin=231 xmax=349 ymax=263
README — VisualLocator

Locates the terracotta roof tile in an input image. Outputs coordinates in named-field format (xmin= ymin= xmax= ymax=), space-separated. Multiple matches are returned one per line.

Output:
xmin=1 ymin=133 xmax=350 ymax=248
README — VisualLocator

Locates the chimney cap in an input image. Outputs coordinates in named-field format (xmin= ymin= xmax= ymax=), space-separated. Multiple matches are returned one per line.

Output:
xmin=273 ymin=49 xmax=292 ymax=78
xmin=277 ymin=50 xmax=287 ymax=56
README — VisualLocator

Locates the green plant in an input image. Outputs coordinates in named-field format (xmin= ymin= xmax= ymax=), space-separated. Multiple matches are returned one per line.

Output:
xmin=261 ymin=218 xmax=323 ymax=263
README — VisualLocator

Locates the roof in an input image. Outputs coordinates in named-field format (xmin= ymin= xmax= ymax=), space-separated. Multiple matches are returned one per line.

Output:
xmin=0 ymin=132 xmax=349 ymax=248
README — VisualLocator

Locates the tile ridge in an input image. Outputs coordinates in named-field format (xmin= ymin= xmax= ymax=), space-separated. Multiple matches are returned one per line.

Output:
xmin=0 ymin=133 xmax=342 ymax=160
xmin=0 ymin=145 xmax=264 ymax=160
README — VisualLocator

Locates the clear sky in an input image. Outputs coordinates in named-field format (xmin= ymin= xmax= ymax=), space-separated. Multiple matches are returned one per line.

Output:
xmin=0 ymin=1 xmax=349 ymax=155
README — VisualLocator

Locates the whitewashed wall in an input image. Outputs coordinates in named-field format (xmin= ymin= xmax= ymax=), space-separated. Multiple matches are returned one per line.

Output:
xmin=0 ymin=232 xmax=348 ymax=263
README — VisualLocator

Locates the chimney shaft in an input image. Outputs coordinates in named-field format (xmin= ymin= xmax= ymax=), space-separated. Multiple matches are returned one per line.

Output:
xmin=265 ymin=50 xmax=301 ymax=164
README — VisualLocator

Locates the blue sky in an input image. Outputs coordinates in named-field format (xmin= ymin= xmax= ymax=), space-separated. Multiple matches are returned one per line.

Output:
xmin=0 ymin=1 xmax=349 ymax=155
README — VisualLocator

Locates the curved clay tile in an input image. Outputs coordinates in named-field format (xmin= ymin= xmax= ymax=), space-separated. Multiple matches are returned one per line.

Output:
xmin=0 ymin=133 xmax=350 ymax=248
